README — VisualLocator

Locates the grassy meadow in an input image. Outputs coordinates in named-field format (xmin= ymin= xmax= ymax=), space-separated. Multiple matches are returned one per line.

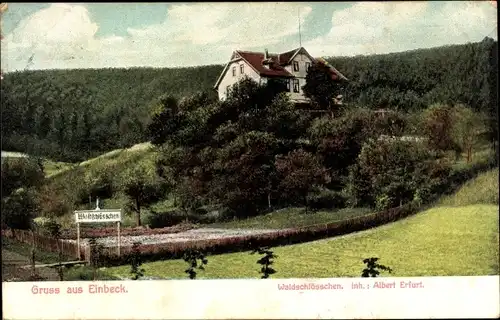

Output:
xmin=207 ymin=207 xmax=372 ymax=229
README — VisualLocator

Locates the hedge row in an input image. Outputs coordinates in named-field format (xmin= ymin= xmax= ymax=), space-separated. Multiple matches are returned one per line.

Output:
xmin=94 ymin=201 xmax=421 ymax=267
xmin=59 ymin=223 xmax=197 ymax=239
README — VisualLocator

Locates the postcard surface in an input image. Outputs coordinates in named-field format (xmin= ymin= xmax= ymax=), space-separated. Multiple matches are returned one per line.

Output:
xmin=1 ymin=2 xmax=499 ymax=319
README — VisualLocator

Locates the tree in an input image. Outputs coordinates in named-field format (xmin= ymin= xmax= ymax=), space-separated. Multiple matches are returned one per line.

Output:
xmin=346 ymin=138 xmax=450 ymax=209
xmin=451 ymin=104 xmax=488 ymax=163
xmin=421 ymin=104 xmax=461 ymax=157
xmin=302 ymin=62 xmax=346 ymax=116
xmin=147 ymin=95 xmax=183 ymax=146
xmin=1 ymin=157 xmax=45 ymax=199
xmin=82 ymin=164 xmax=115 ymax=203
xmin=275 ymin=149 xmax=330 ymax=212
xmin=1 ymin=188 xmax=40 ymax=230
xmin=121 ymin=161 xmax=168 ymax=227
xmin=307 ymin=109 xmax=377 ymax=185
xmin=210 ymin=131 xmax=281 ymax=217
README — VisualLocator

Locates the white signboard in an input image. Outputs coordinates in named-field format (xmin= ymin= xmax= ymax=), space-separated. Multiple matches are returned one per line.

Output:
xmin=75 ymin=209 xmax=121 ymax=223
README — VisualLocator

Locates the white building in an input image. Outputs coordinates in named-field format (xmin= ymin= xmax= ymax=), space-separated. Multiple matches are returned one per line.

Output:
xmin=214 ymin=47 xmax=348 ymax=104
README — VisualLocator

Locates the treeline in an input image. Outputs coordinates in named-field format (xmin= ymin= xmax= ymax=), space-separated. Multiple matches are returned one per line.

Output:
xmin=1 ymin=38 xmax=497 ymax=162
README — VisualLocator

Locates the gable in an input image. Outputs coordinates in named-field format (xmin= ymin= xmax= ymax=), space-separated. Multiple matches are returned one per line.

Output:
xmin=230 ymin=51 xmax=242 ymax=60
xmin=288 ymin=47 xmax=315 ymax=64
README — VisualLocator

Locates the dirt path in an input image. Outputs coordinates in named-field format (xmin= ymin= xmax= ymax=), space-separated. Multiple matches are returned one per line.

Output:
xmin=2 ymin=249 xmax=59 ymax=281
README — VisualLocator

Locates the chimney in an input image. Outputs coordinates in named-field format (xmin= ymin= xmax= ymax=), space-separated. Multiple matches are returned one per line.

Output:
xmin=264 ymin=49 xmax=269 ymax=60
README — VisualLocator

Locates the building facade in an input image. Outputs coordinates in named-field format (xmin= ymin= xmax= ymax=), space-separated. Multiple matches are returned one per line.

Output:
xmin=214 ymin=47 xmax=347 ymax=103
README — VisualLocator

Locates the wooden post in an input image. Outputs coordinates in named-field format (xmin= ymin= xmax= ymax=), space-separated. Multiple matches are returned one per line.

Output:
xmin=117 ymin=221 xmax=121 ymax=257
xmin=76 ymin=222 xmax=81 ymax=260
xmin=86 ymin=244 xmax=91 ymax=264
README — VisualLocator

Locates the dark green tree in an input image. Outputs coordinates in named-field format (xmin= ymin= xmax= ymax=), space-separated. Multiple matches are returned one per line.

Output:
xmin=302 ymin=62 xmax=346 ymax=116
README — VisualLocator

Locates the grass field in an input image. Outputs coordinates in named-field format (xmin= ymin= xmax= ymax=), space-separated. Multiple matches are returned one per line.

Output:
xmin=43 ymin=159 xmax=74 ymax=178
xmin=108 ymin=204 xmax=499 ymax=279
xmin=107 ymin=168 xmax=500 ymax=279
xmin=439 ymin=168 xmax=498 ymax=207
xmin=207 ymin=207 xmax=372 ymax=229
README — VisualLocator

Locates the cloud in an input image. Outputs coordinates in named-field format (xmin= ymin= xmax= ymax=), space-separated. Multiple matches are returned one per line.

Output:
xmin=1 ymin=3 xmax=312 ymax=71
xmin=1 ymin=2 xmax=496 ymax=71
xmin=304 ymin=1 xmax=498 ymax=57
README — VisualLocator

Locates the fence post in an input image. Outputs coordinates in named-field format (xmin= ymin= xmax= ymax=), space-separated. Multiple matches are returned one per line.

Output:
xmin=86 ymin=244 xmax=91 ymax=264
xmin=76 ymin=222 xmax=81 ymax=260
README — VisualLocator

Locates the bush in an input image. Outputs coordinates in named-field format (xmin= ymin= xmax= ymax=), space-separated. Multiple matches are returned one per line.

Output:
xmin=145 ymin=209 xmax=189 ymax=228
xmin=346 ymin=138 xmax=452 ymax=208
xmin=373 ymin=110 xmax=407 ymax=137
xmin=1 ymin=188 xmax=40 ymax=230
xmin=307 ymin=188 xmax=347 ymax=210
xmin=1 ymin=157 xmax=44 ymax=198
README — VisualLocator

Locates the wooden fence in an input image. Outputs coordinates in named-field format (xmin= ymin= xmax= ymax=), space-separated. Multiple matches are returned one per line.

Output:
xmin=1 ymin=229 xmax=87 ymax=260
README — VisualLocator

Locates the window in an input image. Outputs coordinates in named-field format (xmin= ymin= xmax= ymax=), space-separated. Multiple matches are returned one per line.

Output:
xmin=240 ymin=64 xmax=244 ymax=74
xmin=286 ymin=79 xmax=290 ymax=91
xmin=226 ymin=85 xmax=230 ymax=95
xmin=293 ymin=61 xmax=299 ymax=72
xmin=232 ymin=66 xmax=236 ymax=77
xmin=293 ymin=79 xmax=299 ymax=93
xmin=305 ymin=62 xmax=311 ymax=71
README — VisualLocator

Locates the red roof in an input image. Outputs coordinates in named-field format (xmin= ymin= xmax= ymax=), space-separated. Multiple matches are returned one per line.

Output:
xmin=277 ymin=48 xmax=299 ymax=65
xmin=237 ymin=50 xmax=294 ymax=77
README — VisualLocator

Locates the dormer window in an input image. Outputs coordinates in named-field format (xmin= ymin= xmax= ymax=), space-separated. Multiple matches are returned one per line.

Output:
xmin=305 ymin=62 xmax=311 ymax=71
xmin=240 ymin=64 xmax=244 ymax=74
xmin=232 ymin=67 xmax=236 ymax=77
xmin=293 ymin=61 xmax=299 ymax=72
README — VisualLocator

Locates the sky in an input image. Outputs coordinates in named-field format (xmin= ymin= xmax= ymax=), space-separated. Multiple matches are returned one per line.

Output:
xmin=0 ymin=2 xmax=497 ymax=72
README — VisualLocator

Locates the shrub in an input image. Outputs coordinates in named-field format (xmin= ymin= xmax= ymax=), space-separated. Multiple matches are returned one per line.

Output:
xmin=307 ymin=109 xmax=377 ymax=179
xmin=307 ymin=188 xmax=347 ymax=210
xmin=420 ymin=104 xmax=462 ymax=156
xmin=346 ymin=138 xmax=452 ymax=208
xmin=1 ymin=188 xmax=40 ymax=230
xmin=183 ymin=250 xmax=208 ymax=279
xmin=375 ymin=194 xmax=392 ymax=211
xmin=1 ymin=157 xmax=44 ymax=198
xmin=276 ymin=149 xmax=330 ymax=212
xmin=129 ymin=242 xmax=145 ymax=280
xmin=373 ymin=110 xmax=407 ymax=137
xmin=251 ymin=246 xmax=277 ymax=279
xmin=146 ymin=209 xmax=193 ymax=228
xmin=361 ymin=257 xmax=393 ymax=277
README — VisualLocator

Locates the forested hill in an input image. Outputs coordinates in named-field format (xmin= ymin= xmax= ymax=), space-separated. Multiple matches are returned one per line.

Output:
xmin=1 ymin=65 xmax=224 ymax=161
xmin=326 ymin=37 xmax=497 ymax=113
xmin=1 ymin=38 xmax=497 ymax=162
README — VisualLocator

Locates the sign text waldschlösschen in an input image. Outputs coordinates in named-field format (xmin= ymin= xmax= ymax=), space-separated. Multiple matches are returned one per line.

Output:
xmin=75 ymin=209 xmax=121 ymax=223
